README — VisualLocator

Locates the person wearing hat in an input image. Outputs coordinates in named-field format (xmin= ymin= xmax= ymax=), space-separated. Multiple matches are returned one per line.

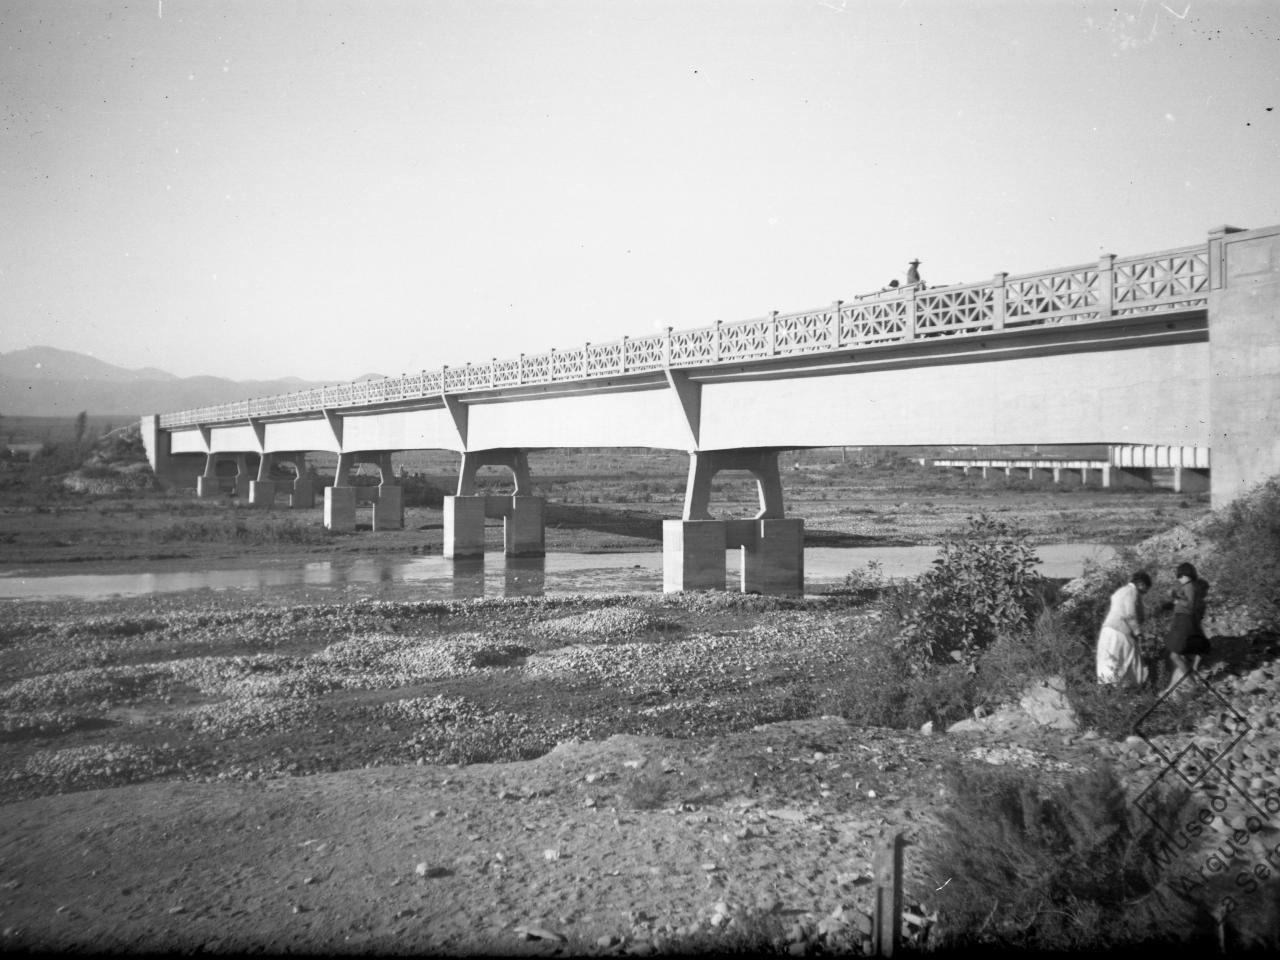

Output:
xmin=906 ymin=259 xmax=922 ymax=286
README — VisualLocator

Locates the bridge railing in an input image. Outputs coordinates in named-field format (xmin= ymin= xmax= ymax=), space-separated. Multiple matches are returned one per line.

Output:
xmin=157 ymin=239 xmax=1211 ymax=429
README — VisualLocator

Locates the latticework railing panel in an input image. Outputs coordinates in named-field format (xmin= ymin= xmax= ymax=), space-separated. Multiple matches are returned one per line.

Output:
xmin=550 ymin=348 xmax=586 ymax=381
xmin=719 ymin=319 xmax=772 ymax=360
xmin=915 ymin=284 xmax=995 ymax=336
xmin=624 ymin=335 xmax=665 ymax=371
xmin=492 ymin=358 xmax=522 ymax=388
xmin=463 ymin=364 xmax=491 ymax=390
xmin=670 ymin=327 xmax=716 ymax=365
xmin=442 ymin=366 xmax=468 ymax=392
xmin=1113 ymin=250 xmax=1208 ymax=314
xmin=585 ymin=342 xmax=623 ymax=376
xmin=1004 ymin=267 xmax=1100 ymax=325
xmin=840 ymin=298 xmax=909 ymax=345
xmin=774 ymin=308 xmax=834 ymax=355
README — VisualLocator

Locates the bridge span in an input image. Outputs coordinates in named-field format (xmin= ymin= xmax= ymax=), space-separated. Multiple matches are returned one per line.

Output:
xmin=142 ymin=223 xmax=1280 ymax=595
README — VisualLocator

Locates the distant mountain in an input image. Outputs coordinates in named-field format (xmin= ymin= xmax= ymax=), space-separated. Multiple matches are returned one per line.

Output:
xmin=0 ymin=346 xmax=180 ymax=383
xmin=0 ymin=347 xmax=337 ymax=417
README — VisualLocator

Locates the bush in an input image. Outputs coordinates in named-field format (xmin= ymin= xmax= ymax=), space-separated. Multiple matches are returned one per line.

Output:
xmin=926 ymin=763 xmax=1205 ymax=952
xmin=1201 ymin=476 xmax=1280 ymax=626
xmin=898 ymin=514 xmax=1044 ymax=669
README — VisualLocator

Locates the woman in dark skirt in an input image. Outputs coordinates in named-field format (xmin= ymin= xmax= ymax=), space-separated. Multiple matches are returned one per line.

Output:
xmin=1158 ymin=561 xmax=1210 ymax=697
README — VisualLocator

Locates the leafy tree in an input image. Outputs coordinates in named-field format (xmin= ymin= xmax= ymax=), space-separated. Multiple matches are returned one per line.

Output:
xmin=73 ymin=410 xmax=88 ymax=447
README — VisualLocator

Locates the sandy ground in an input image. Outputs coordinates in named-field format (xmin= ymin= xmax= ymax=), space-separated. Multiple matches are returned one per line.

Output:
xmin=2 ymin=714 xmax=1109 ymax=956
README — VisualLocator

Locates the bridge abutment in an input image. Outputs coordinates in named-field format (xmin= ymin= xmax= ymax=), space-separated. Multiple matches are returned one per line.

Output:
xmin=1209 ymin=225 xmax=1280 ymax=507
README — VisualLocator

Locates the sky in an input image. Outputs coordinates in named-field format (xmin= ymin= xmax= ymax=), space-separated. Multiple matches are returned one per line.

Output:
xmin=1 ymin=0 xmax=1277 ymax=383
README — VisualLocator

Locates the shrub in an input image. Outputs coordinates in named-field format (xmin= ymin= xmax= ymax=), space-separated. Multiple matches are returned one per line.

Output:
xmin=925 ymin=763 xmax=1205 ymax=952
xmin=898 ymin=514 xmax=1044 ymax=669
xmin=1201 ymin=476 xmax=1280 ymax=626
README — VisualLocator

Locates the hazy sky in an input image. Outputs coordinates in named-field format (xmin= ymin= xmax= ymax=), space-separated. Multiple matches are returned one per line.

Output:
xmin=2 ymin=0 xmax=1277 ymax=382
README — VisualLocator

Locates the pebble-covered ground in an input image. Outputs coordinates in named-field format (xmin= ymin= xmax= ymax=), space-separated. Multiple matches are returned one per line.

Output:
xmin=2 ymin=586 xmax=1279 ymax=954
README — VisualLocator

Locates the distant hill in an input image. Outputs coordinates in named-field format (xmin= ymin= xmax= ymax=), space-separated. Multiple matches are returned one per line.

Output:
xmin=0 ymin=347 xmax=348 ymax=417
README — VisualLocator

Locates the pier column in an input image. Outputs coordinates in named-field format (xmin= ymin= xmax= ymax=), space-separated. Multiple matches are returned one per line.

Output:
xmin=248 ymin=453 xmax=276 ymax=508
xmin=371 ymin=452 xmax=404 ymax=531
xmin=233 ymin=454 xmax=251 ymax=499
xmin=291 ymin=468 xmax=315 ymax=508
xmin=196 ymin=453 xmax=222 ymax=499
xmin=665 ymin=450 xmax=803 ymax=595
xmin=323 ymin=453 xmax=357 ymax=531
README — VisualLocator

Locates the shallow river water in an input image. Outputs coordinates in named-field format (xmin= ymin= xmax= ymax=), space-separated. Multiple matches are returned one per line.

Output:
xmin=0 ymin=543 xmax=1115 ymax=602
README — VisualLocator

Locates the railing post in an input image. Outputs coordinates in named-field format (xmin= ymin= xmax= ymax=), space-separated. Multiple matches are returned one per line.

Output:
xmin=584 ymin=341 xmax=591 ymax=379
xmin=992 ymin=272 xmax=1007 ymax=331
xmin=663 ymin=327 xmax=673 ymax=367
xmin=769 ymin=311 xmax=779 ymax=356
xmin=490 ymin=358 xmax=496 ymax=389
xmin=714 ymin=320 xmax=722 ymax=362
xmin=872 ymin=831 xmax=904 ymax=956
xmin=1098 ymin=253 xmax=1116 ymax=318
xmin=832 ymin=300 xmax=843 ymax=349
xmin=906 ymin=288 xmax=918 ymax=340
xmin=517 ymin=354 xmax=524 ymax=386
xmin=620 ymin=335 xmax=628 ymax=374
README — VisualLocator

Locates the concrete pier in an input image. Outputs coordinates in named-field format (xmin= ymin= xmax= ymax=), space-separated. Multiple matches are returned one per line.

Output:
xmin=664 ymin=450 xmax=803 ymax=595
xmin=662 ymin=518 xmax=805 ymax=595
xmin=324 ymin=485 xmax=356 ymax=532
xmin=443 ymin=495 xmax=545 ymax=558
xmin=443 ymin=449 xmax=545 ymax=557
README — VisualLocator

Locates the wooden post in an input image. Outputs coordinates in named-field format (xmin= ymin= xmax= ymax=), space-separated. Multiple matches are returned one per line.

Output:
xmin=872 ymin=831 xmax=904 ymax=956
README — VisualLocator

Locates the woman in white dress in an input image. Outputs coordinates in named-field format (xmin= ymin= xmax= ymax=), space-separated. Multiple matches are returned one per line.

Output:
xmin=1096 ymin=571 xmax=1151 ymax=685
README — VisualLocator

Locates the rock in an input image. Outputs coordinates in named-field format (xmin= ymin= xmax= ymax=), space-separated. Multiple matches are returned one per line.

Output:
xmin=515 ymin=924 xmax=566 ymax=942
xmin=596 ymin=934 xmax=619 ymax=948
xmin=919 ymin=721 xmax=934 ymax=734
xmin=948 ymin=676 xmax=1078 ymax=734
xmin=1018 ymin=677 xmax=1078 ymax=731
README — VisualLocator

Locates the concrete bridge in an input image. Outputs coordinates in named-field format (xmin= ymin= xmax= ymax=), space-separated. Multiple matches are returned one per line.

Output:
xmin=926 ymin=443 xmax=1213 ymax=492
xmin=142 ymin=223 xmax=1280 ymax=595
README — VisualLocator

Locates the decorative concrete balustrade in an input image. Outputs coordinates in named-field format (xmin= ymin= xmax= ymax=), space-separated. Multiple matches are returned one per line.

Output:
xmin=155 ymin=242 xmax=1212 ymax=430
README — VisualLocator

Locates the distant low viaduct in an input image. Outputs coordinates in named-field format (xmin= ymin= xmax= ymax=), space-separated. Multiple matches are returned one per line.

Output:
xmin=142 ymin=223 xmax=1280 ymax=594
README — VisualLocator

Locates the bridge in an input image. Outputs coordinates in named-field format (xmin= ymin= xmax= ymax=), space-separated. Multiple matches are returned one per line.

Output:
xmin=142 ymin=223 xmax=1280 ymax=595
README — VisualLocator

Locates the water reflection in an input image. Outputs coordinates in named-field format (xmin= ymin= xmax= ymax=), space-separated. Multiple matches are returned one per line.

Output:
xmin=0 ymin=544 xmax=1113 ymax=603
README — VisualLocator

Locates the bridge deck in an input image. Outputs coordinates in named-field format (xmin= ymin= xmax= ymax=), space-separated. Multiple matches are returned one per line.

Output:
xmin=156 ymin=240 xmax=1212 ymax=428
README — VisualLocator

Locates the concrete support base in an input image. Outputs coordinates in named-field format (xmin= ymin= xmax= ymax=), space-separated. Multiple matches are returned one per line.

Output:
xmin=504 ymin=497 xmax=545 ymax=556
xmin=372 ymin=485 xmax=404 ymax=531
xmin=443 ymin=495 xmax=545 ymax=557
xmin=663 ymin=520 xmax=728 ymax=592
xmin=443 ymin=496 xmax=488 ymax=558
xmin=324 ymin=486 xmax=356 ymax=532
xmin=662 ymin=519 xmax=805 ymax=596
xmin=292 ymin=476 xmax=315 ymax=509
xmin=248 ymin=480 xmax=276 ymax=508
